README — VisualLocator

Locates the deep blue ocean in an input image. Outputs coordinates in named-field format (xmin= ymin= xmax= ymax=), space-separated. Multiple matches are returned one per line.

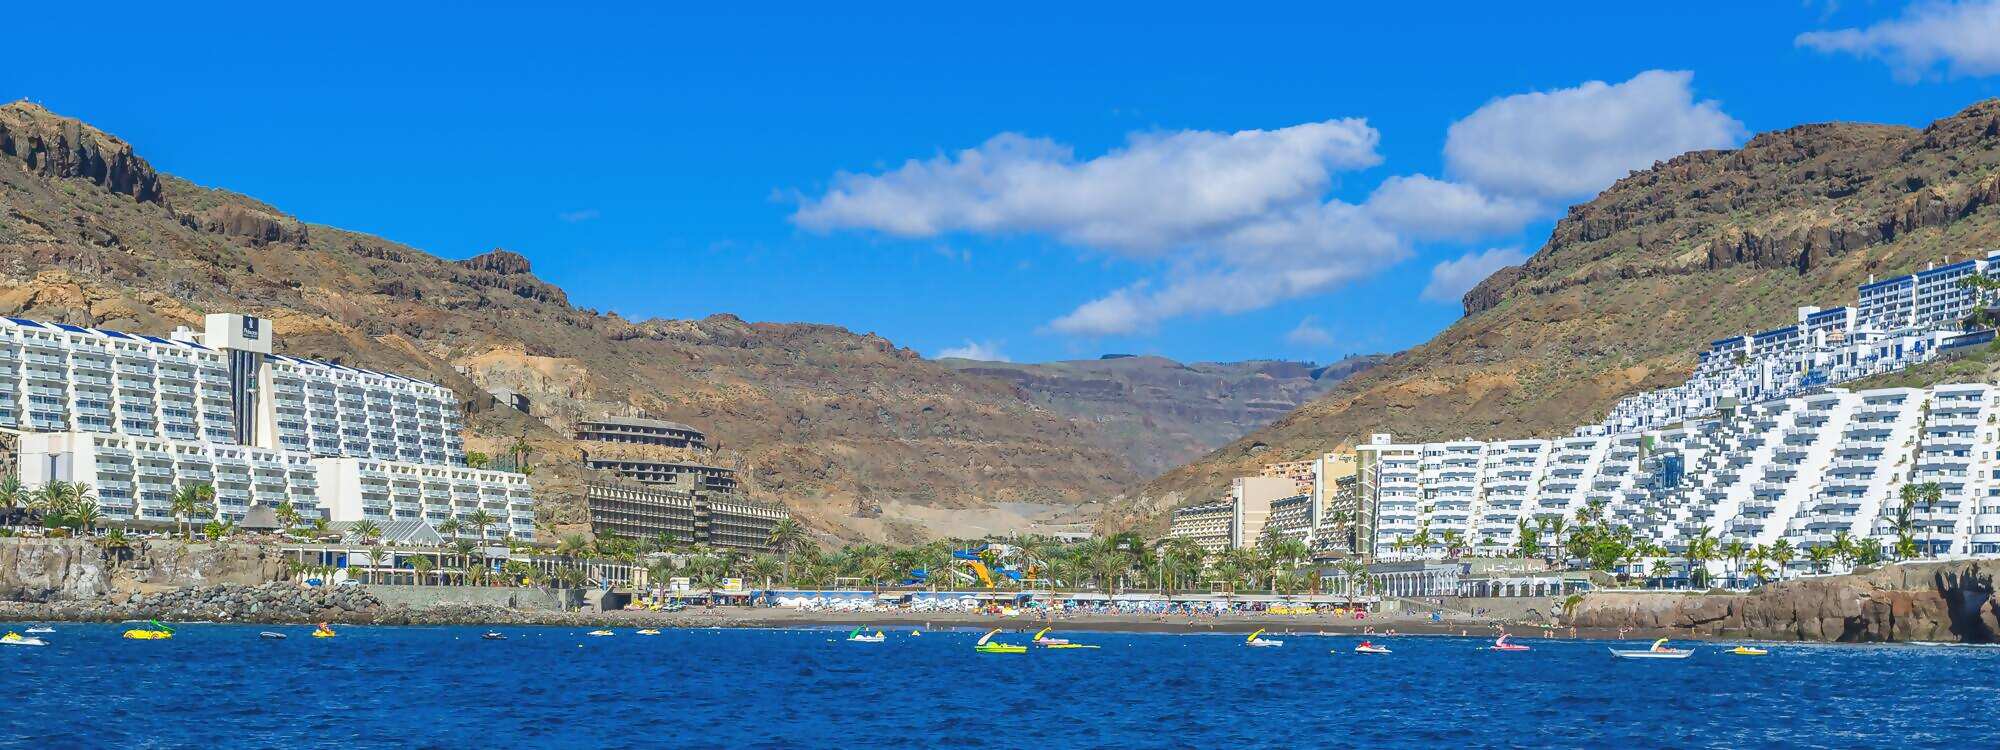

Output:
xmin=2 ymin=623 xmax=1995 ymax=749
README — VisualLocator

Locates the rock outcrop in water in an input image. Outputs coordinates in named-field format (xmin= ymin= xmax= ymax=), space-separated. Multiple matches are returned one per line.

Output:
xmin=1567 ymin=560 xmax=2000 ymax=642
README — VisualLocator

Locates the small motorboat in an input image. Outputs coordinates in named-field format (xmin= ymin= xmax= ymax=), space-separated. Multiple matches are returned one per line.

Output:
xmin=259 ymin=632 xmax=287 ymax=640
xmin=974 ymin=628 xmax=1026 ymax=654
xmin=1245 ymin=629 xmax=1284 ymax=648
xmin=481 ymin=632 xmax=507 ymax=641
xmin=585 ymin=629 xmax=615 ymax=637
xmin=123 ymin=621 xmax=175 ymax=640
xmin=1609 ymin=638 xmax=1693 ymax=660
xmin=635 ymin=629 xmax=661 ymax=636
xmin=1729 ymin=645 xmax=1769 ymax=656
xmin=1488 ymin=634 xmax=1530 ymax=652
xmin=24 ymin=627 xmax=54 ymax=634
xmin=0 ymin=632 xmax=47 ymax=647
xmin=1354 ymin=640 xmax=1392 ymax=655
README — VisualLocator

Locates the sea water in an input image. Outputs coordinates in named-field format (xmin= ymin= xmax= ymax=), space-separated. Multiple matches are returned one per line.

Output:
xmin=2 ymin=624 xmax=1995 ymax=749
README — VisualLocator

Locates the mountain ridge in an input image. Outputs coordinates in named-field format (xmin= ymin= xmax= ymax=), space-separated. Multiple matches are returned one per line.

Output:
xmin=937 ymin=353 xmax=1385 ymax=478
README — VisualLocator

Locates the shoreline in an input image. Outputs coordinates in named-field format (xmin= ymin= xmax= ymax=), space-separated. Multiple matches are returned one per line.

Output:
xmin=0 ymin=598 xmax=1717 ymax=642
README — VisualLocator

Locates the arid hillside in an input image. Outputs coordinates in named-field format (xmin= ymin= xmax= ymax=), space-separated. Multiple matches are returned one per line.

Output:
xmin=0 ymin=100 xmax=1139 ymax=543
xmin=1124 ymin=99 xmax=2000 ymax=529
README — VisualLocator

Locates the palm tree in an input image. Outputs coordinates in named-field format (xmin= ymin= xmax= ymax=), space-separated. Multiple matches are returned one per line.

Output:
xmin=1514 ymin=518 xmax=1541 ymax=560
xmin=406 ymin=553 xmax=435 ymax=586
xmin=451 ymin=540 xmax=479 ymax=584
xmin=0 ymin=475 xmax=25 ymax=512
xmin=466 ymin=509 xmax=498 ymax=544
xmin=1745 ymin=560 xmax=1774 ymax=586
xmin=1542 ymin=516 xmax=1570 ymax=566
xmin=1156 ymin=537 xmax=1205 ymax=593
xmin=70 ymin=498 xmax=103 ymax=538
xmin=1684 ymin=528 xmax=1718 ymax=588
xmin=98 ymin=526 xmax=133 ymax=566
xmin=274 ymin=499 xmax=302 ymax=533
xmin=1806 ymin=545 xmax=1834 ymax=575
xmin=170 ymin=483 xmax=216 ymax=540
xmin=1895 ymin=532 xmax=1920 ymax=561
xmin=749 ymin=555 xmax=783 ymax=589
xmin=1896 ymin=484 xmax=1927 ymax=557
xmin=353 ymin=519 xmax=383 ymax=545
xmin=1087 ymin=549 xmax=1133 ymax=595
xmin=437 ymin=517 xmax=462 ymax=542
xmin=466 ymin=451 xmax=490 ymax=469
xmin=1916 ymin=482 xmax=1943 ymax=557
xmin=508 ymin=433 xmax=533 ymax=471
xmin=767 ymin=517 xmax=812 ymax=577
xmin=1723 ymin=540 xmax=1748 ymax=581
xmin=1438 ymin=530 xmax=1465 ymax=559
xmin=1767 ymin=539 xmax=1795 ymax=577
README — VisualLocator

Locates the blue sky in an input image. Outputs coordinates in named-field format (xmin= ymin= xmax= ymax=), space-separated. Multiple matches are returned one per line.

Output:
xmin=11 ymin=2 xmax=2000 ymax=364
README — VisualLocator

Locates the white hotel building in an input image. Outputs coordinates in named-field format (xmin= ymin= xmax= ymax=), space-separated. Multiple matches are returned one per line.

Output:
xmin=1595 ymin=252 xmax=2000 ymax=435
xmin=1359 ymin=382 xmax=2000 ymax=564
xmin=10 ymin=313 xmax=533 ymax=540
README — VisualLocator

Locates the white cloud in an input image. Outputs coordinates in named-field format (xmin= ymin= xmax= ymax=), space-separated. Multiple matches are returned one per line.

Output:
xmin=558 ymin=209 xmax=601 ymax=223
xmin=1421 ymin=247 xmax=1527 ymax=304
xmin=795 ymin=70 xmax=1741 ymax=335
xmin=794 ymin=122 xmax=1382 ymax=254
xmin=797 ymin=120 xmax=1408 ymax=335
xmin=1285 ymin=316 xmax=1336 ymax=348
xmin=935 ymin=340 xmax=1010 ymax=362
xmin=1797 ymin=0 xmax=2000 ymax=81
xmin=1443 ymin=70 xmax=1745 ymax=201
xmin=1048 ymin=200 xmax=1407 ymax=335
xmin=1363 ymin=174 xmax=1543 ymax=240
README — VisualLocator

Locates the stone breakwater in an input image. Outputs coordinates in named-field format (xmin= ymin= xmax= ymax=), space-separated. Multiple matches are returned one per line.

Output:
xmin=1568 ymin=559 xmax=2000 ymax=642
xmin=0 ymin=581 xmax=723 ymax=628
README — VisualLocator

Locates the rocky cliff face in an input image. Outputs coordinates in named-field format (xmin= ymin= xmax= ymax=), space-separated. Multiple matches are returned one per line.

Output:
xmin=0 ymin=538 xmax=280 ymax=602
xmin=1130 ymin=99 xmax=2000 ymax=526
xmin=1568 ymin=560 xmax=2000 ymax=643
xmin=0 ymin=101 xmax=1136 ymax=541
xmin=940 ymin=354 xmax=1383 ymax=478
xmin=0 ymin=101 xmax=160 ymax=203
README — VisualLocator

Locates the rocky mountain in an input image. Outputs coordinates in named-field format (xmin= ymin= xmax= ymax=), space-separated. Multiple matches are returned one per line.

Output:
xmin=0 ymin=100 xmax=1138 ymax=543
xmin=938 ymin=354 xmax=1383 ymax=478
xmin=1123 ymin=99 xmax=2000 ymax=528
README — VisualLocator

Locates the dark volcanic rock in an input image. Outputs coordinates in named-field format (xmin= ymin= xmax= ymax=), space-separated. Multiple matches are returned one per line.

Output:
xmin=1568 ymin=560 xmax=2000 ymax=643
xmin=0 ymin=101 xmax=161 ymax=203
xmin=457 ymin=249 xmax=534 ymax=275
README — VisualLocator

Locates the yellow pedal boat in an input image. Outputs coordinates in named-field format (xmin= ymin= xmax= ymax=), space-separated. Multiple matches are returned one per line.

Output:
xmin=1729 ymin=646 xmax=1769 ymax=656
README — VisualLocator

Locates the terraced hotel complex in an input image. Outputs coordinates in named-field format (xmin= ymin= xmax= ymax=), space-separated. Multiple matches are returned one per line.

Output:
xmin=1353 ymin=255 xmax=2000 ymax=563
xmin=1172 ymin=252 xmax=2000 ymax=570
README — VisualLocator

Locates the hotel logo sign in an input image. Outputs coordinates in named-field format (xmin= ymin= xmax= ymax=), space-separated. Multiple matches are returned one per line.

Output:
xmin=242 ymin=317 xmax=261 ymax=341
